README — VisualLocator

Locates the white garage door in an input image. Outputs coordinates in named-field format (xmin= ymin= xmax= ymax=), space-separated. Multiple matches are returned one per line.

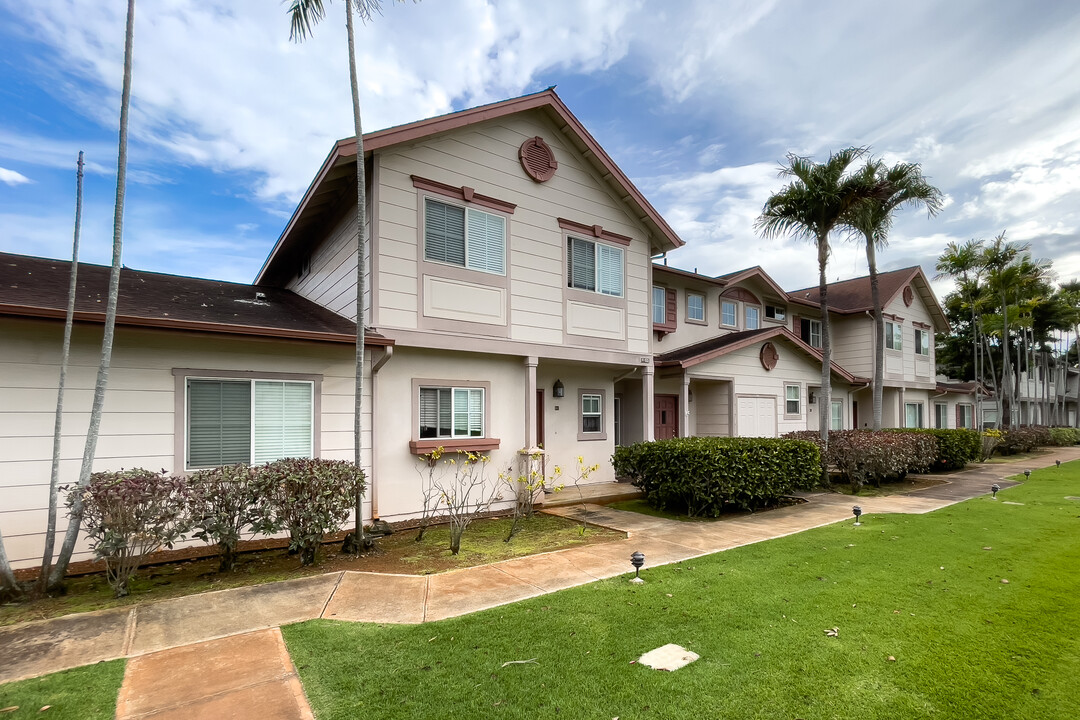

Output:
xmin=737 ymin=396 xmax=777 ymax=438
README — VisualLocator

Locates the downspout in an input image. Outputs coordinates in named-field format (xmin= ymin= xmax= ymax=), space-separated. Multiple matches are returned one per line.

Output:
xmin=369 ymin=345 xmax=394 ymax=519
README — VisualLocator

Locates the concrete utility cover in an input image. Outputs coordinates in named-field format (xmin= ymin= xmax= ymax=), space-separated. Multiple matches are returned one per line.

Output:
xmin=1002 ymin=501 xmax=1025 ymax=506
xmin=1065 ymin=497 xmax=1080 ymax=501
xmin=638 ymin=643 xmax=700 ymax=671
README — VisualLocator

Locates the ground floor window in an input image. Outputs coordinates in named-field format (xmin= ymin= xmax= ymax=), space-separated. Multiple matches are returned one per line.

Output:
xmin=905 ymin=402 xmax=924 ymax=428
xmin=419 ymin=386 xmax=484 ymax=439
xmin=582 ymin=393 xmax=602 ymax=433
xmin=935 ymin=402 xmax=948 ymax=429
xmin=957 ymin=403 xmax=974 ymax=429
xmin=785 ymin=384 xmax=800 ymax=415
xmin=186 ymin=378 xmax=313 ymax=469
xmin=830 ymin=400 xmax=843 ymax=431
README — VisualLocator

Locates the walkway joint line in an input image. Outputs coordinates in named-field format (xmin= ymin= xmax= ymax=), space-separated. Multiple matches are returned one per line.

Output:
xmin=319 ymin=571 xmax=346 ymax=619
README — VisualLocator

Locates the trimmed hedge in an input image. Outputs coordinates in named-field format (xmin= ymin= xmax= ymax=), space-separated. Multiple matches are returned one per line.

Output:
xmin=888 ymin=428 xmax=981 ymax=471
xmin=1049 ymin=427 xmax=1080 ymax=446
xmin=996 ymin=426 xmax=1053 ymax=455
xmin=611 ymin=437 xmax=820 ymax=517
xmin=785 ymin=430 xmax=936 ymax=488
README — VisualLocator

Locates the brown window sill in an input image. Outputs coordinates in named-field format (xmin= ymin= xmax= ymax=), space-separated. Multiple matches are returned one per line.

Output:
xmin=409 ymin=438 xmax=501 ymax=455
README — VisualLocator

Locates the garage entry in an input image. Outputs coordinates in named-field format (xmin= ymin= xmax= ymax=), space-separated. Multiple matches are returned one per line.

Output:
xmin=736 ymin=395 xmax=777 ymax=437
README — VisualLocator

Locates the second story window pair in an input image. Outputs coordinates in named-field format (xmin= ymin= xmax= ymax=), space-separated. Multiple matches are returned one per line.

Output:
xmin=914 ymin=328 xmax=931 ymax=356
xmin=885 ymin=321 xmax=903 ymax=350
xmin=567 ymin=236 xmax=623 ymax=297
xmin=424 ymin=198 xmax=506 ymax=275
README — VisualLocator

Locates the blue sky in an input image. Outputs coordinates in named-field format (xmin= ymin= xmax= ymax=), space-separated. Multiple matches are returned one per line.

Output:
xmin=2 ymin=0 xmax=1080 ymax=299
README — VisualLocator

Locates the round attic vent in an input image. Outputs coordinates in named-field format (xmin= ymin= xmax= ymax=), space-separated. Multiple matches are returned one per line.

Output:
xmin=519 ymin=136 xmax=557 ymax=182
xmin=903 ymin=286 xmax=914 ymax=307
xmin=760 ymin=342 xmax=779 ymax=371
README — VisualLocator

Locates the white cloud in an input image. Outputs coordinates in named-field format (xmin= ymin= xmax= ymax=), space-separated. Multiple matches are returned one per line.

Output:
xmin=0 ymin=166 xmax=31 ymax=185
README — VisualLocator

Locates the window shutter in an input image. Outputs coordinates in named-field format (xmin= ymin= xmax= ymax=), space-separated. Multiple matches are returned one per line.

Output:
xmin=955 ymin=404 xmax=962 ymax=429
xmin=424 ymin=199 xmax=466 ymax=266
xmin=666 ymin=288 xmax=677 ymax=327
xmin=187 ymin=379 xmax=251 ymax=468
xmin=466 ymin=208 xmax=504 ymax=274
xmin=253 ymin=381 xmax=312 ymax=464
xmin=597 ymin=244 xmax=623 ymax=296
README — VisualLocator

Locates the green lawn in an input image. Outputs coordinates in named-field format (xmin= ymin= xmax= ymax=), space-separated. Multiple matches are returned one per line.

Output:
xmin=0 ymin=661 xmax=124 ymax=719
xmin=284 ymin=464 xmax=1080 ymax=719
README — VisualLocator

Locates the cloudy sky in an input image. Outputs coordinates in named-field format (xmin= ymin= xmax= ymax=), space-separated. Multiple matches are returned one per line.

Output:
xmin=2 ymin=0 xmax=1079 ymax=300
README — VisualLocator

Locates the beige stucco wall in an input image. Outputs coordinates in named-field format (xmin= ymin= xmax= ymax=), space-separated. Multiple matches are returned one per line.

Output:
xmin=369 ymin=349 xmax=618 ymax=524
xmin=372 ymin=110 xmax=654 ymax=357
xmin=0 ymin=318 xmax=362 ymax=570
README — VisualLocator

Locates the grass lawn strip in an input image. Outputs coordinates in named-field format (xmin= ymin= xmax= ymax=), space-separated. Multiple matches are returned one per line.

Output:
xmin=0 ymin=660 xmax=124 ymax=719
xmin=284 ymin=463 xmax=1080 ymax=720
xmin=1 ymin=514 xmax=617 ymax=627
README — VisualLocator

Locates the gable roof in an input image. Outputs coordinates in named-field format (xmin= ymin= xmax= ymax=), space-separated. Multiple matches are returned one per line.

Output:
xmin=788 ymin=266 xmax=949 ymax=331
xmin=0 ymin=252 xmax=391 ymax=346
xmin=654 ymin=326 xmax=864 ymax=383
xmin=257 ymin=88 xmax=683 ymax=285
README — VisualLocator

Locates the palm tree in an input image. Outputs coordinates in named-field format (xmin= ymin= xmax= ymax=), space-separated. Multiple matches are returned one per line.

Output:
xmin=756 ymin=147 xmax=881 ymax=444
xmin=49 ymin=0 xmax=136 ymax=588
xmin=1060 ymin=280 xmax=1080 ymax=427
xmin=847 ymin=160 xmax=943 ymax=430
xmin=288 ymin=0 xmax=387 ymax=552
xmin=39 ymin=151 xmax=85 ymax=593
xmin=981 ymin=232 xmax=1030 ymax=429
xmin=936 ymin=239 xmax=985 ymax=424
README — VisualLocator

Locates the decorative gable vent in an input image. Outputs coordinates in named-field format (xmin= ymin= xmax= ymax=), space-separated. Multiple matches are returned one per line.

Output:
xmin=519 ymin=136 xmax=557 ymax=183
xmin=903 ymin=285 xmax=914 ymax=307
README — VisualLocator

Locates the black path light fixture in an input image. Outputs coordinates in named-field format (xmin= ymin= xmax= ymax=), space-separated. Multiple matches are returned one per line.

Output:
xmin=1056 ymin=459 xmax=1062 ymax=467
xmin=1024 ymin=469 xmax=1032 ymax=479
xmin=553 ymin=379 xmax=565 ymax=398
xmin=852 ymin=505 xmax=863 ymax=526
xmin=630 ymin=551 xmax=645 ymax=583
xmin=992 ymin=483 xmax=1001 ymax=499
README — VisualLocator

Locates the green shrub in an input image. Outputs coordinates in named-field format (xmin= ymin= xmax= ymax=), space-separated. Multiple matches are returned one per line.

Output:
xmin=71 ymin=469 xmax=191 ymax=597
xmin=188 ymin=464 xmax=264 ymax=572
xmin=612 ymin=437 xmax=820 ymax=517
xmin=786 ymin=430 xmax=937 ymax=488
xmin=996 ymin=426 xmax=1053 ymax=455
xmin=889 ymin=428 xmax=981 ymax=471
xmin=1049 ymin=427 xmax=1080 ymax=446
xmin=255 ymin=458 xmax=367 ymax=565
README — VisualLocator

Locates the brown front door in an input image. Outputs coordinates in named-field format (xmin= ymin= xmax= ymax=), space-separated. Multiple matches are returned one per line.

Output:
xmin=655 ymin=395 xmax=679 ymax=440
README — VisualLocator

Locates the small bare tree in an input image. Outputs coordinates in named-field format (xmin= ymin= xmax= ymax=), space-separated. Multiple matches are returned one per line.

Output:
xmin=430 ymin=451 xmax=501 ymax=555
xmin=413 ymin=447 xmax=446 ymax=542
xmin=568 ymin=456 xmax=601 ymax=534
xmin=502 ymin=449 xmax=563 ymax=542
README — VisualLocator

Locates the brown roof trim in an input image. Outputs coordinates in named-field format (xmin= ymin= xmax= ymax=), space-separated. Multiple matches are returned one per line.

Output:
xmin=412 ymin=175 xmax=517 ymax=215
xmin=652 ymin=264 xmax=729 ymax=287
xmin=716 ymin=266 xmax=789 ymax=300
xmin=257 ymin=89 xmax=682 ymax=284
xmin=656 ymin=326 xmax=859 ymax=383
xmin=557 ymin=217 xmax=632 ymax=247
xmin=0 ymin=303 xmax=394 ymax=347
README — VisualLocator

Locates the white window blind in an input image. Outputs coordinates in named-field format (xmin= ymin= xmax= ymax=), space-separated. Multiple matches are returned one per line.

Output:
xmin=424 ymin=199 xmax=466 ymax=266
xmin=597 ymin=244 xmax=623 ymax=296
xmin=188 ymin=380 xmax=251 ymax=468
xmin=420 ymin=386 xmax=483 ymax=439
xmin=567 ymin=237 xmax=596 ymax=291
xmin=466 ymin=208 xmax=505 ymax=274
xmin=252 ymin=381 xmax=313 ymax=464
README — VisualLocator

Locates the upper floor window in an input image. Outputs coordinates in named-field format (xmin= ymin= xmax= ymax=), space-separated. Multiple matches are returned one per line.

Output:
xmin=419 ymin=386 xmax=484 ymax=439
xmin=721 ymin=300 xmax=737 ymax=327
xmin=915 ymin=328 xmax=930 ymax=356
xmin=567 ymin=236 xmax=623 ymax=297
xmin=886 ymin=321 xmax=903 ymax=350
xmin=800 ymin=318 xmax=822 ymax=348
xmin=652 ymin=286 xmax=666 ymax=324
xmin=424 ymin=198 xmax=505 ymax=274
xmin=687 ymin=292 xmax=705 ymax=322
xmin=186 ymin=378 xmax=313 ymax=470
xmin=765 ymin=304 xmax=786 ymax=321
xmin=745 ymin=306 xmax=760 ymax=330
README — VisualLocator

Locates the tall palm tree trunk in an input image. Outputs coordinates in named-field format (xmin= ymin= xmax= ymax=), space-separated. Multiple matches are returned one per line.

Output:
xmin=973 ymin=306 xmax=981 ymax=428
xmin=0 ymin=527 xmax=20 ymax=601
xmin=864 ymin=231 xmax=883 ymax=430
xmin=346 ymin=0 xmax=368 ymax=551
xmin=1000 ymin=289 xmax=1012 ymax=428
xmin=817 ymin=235 xmax=832 ymax=443
xmin=39 ymin=151 xmax=84 ymax=592
xmin=49 ymin=0 xmax=135 ymax=588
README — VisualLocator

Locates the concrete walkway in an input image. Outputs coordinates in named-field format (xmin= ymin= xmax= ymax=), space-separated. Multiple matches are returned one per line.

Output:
xmin=3 ymin=447 xmax=1078 ymax=717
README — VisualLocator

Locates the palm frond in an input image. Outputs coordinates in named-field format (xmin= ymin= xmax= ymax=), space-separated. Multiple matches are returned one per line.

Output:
xmin=287 ymin=0 xmax=327 ymax=42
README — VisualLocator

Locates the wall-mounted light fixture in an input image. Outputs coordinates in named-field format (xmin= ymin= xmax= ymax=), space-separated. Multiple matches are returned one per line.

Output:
xmin=553 ymin=379 xmax=565 ymax=398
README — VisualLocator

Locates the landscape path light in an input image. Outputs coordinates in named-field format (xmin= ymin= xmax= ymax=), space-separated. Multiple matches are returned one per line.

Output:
xmin=1056 ymin=459 xmax=1061 ymax=467
xmin=630 ymin=551 xmax=645 ymax=584
xmin=992 ymin=484 xmax=1000 ymax=499
xmin=852 ymin=505 xmax=863 ymax=526
xmin=1024 ymin=469 xmax=1032 ymax=479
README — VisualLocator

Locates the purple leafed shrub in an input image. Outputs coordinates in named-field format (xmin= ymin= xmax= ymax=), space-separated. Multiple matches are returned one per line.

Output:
xmin=996 ymin=426 xmax=1053 ymax=455
xmin=188 ymin=464 xmax=264 ymax=572
xmin=70 ymin=469 xmax=191 ymax=597
xmin=256 ymin=458 xmax=366 ymax=566
xmin=785 ymin=430 xmax=936 ymax=489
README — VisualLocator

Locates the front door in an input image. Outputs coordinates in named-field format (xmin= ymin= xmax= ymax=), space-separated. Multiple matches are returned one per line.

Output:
xmin=655 ymin=394 xmax=679 ymax=440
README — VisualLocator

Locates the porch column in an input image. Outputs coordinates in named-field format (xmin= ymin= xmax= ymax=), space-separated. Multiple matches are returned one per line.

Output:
xmin=680 ymin=371 xmax=691 ymax=437
xmin=643 ymin=363 xmax=655 ymax=441
xmin=525 ymin=356 xmax=538 ymax=449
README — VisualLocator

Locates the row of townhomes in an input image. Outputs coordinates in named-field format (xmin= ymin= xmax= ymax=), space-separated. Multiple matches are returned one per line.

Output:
xmin=1 ymin=90 xmax=979 ymax=568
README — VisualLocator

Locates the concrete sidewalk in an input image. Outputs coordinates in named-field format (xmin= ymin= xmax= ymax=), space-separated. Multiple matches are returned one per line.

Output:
xmin=2 ymin=447 xmax=1078 ymax=717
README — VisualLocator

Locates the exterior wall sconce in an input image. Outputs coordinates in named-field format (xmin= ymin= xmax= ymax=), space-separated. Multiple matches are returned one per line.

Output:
xmin=553 ymin=379 xmax=565 ymax=398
